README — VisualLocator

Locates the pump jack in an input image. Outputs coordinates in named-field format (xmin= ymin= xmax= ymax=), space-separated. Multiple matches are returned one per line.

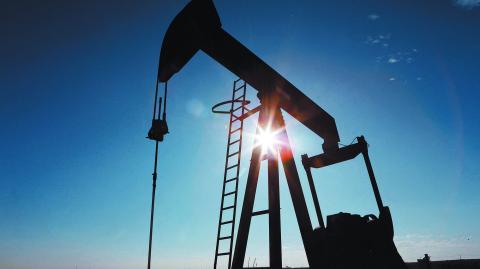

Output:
xmin=149 ymin=0 xmax=406 ymax=269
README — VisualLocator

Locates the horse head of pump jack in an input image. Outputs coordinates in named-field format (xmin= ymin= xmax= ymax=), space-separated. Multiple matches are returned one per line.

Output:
xmin=156 ymin=0 xmax=340 ymax=153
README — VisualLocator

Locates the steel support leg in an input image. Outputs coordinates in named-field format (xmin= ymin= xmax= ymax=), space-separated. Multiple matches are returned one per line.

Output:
xmin=302 ymin=154 xmax=325 ymax=229
xmin=268 ymin=151 xmax=282 ymax=269
xmin=231 ymin=111 xmax=265 ymax=269
xmin=276 ymin=111 xmax=316 ymax=268
xmin=232 ymin=107 xmax=315 ymax=269
xmin=358 ymin=136 xmax=384 ymax=213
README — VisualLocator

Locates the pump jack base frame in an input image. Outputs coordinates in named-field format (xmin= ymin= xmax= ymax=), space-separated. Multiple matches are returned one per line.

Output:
xmin=300 ymin=136 xmax=406 ymax=269
xmin=230 ymin=105 xmax=406 ymax=269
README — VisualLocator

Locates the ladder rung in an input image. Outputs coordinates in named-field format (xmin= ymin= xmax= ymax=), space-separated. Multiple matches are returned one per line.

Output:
xmin=226 ymin=164 xmax=239 ymax=170
xmin=221 ymin=220 xmax=233 ymax=225
xmin=225 ymin=177 xmax=237 ymax=183
xmin=232 ymin=105 xmax=243 ymax=112
xmin=228 ymin=151 xmax=239 ymax=158
xmin=252 ymin=209 xmax=270 ymax=216
xmin=219 ymin=235 xmax=232 ymax=240
xmin=229 ymin=139 xmax=240 ymax=146
xmin=222 ymin=205 xmax=235 ymax=210
xmin=223 ymin=191 xmax=236 ymax=197
xmin=217 ymin=252 xmax=231 ymax=256
xmin=234 ymin=85 xmax=245 ymax=92
xmin=230 ymin=127 xmax=242 ymax=134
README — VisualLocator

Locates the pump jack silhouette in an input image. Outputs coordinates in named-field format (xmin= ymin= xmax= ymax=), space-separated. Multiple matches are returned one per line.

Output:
xmin=147 ymin=1 xmax=407 ymax=269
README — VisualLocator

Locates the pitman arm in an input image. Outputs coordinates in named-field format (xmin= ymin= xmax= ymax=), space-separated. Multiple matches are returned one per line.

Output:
xmin=157 ymin=0 xmax=340 ymax=151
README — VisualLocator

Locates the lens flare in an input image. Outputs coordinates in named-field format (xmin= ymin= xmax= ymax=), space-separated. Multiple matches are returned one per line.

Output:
xmin=252 ymin=125 xmax=283 ymax=155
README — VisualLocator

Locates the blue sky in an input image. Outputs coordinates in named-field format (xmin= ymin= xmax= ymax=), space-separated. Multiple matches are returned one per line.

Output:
xmin=1 ymin=0 xmax=479 ymax=268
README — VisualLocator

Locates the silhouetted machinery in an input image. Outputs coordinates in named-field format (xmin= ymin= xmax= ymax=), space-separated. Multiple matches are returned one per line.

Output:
xmin=148 ymin=1 xmax=407 ymax=269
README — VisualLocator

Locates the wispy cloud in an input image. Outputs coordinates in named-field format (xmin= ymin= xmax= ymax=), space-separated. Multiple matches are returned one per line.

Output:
xmin=365 ymin=34 xmax=391 ymax=47
xmin=453 ymin=0 xmax=480 ymax=9
xmin=368 ymin=14 xmax=380 ymax=21
xmin=364 ymin=33 xmax=423 ymax=81
xmin=372 ymin=48 xmax=418 ymax=65
xmin=388 ymin=57 xmax=399 ymax=64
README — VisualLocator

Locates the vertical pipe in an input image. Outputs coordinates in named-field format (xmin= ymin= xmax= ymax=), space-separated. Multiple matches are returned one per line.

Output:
xmin=152 ymin=81 xmax=160 ymax=120
xmin=147 ymin=141 xmax=159 ymax=269
xmin=147 ymin=96 xmax=162 ymax=269
xmin=162 ymin=81 xmax=168 ymax=120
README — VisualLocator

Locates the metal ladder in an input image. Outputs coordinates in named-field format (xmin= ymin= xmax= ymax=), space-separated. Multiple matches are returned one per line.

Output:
xmin=213 ymin=79 xmax=248 ymax=269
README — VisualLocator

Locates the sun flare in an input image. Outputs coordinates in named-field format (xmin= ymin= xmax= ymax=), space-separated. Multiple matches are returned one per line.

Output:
xmin=252 ymin=125 xmax=283 ymax=155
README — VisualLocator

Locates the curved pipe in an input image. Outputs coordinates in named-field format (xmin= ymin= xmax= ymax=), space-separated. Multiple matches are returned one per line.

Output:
xmin=212 ymin=100 xmax=250 ymax=114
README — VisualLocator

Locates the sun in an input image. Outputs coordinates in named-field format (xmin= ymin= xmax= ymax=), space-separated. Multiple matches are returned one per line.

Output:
xmin=252 ymin=125 xmax=283 ymax=155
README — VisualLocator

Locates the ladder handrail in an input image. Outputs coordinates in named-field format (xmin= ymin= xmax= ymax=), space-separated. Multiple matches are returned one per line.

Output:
xmin=213 ymin=79 xmax=248 ymax=269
